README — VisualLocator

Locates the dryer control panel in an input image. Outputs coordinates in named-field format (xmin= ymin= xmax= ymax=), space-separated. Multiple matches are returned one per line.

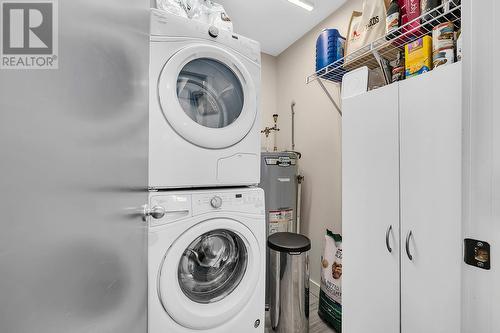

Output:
xmin=150 ymin=9 xmax=260 ymax=65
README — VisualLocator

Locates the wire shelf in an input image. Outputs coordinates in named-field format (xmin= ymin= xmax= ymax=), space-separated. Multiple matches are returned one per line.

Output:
xmin=306 ymin=0 xmax=462 ymax=84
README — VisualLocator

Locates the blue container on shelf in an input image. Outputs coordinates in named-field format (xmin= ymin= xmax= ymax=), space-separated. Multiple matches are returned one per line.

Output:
xmin=315 ymin=29 xmax=346 ymax=82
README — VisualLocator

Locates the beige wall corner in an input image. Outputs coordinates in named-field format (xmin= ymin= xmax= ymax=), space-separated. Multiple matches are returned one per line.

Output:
xmin=271 ymin=0 xmax=362 ymax=285
xmin=260 ymin=53 xmax=279 ymax=152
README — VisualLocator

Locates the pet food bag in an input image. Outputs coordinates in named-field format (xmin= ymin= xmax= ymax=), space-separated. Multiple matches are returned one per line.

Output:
xmin=318 ymin=230 xmax=342 ymax=332
xmin=399 ymin=0 xmax=421 ymax=34
xmin=345 ymin=0 xmax=387 ymax=57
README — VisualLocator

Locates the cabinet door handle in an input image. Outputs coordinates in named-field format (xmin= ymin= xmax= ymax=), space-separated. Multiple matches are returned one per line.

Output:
xmin=385 ymin=225 xmax=393 ymax=253
xmin=405 ymin=231 xmax=413 ymax=261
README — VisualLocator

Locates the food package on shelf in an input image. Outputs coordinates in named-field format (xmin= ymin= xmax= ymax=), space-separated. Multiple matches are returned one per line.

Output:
xmin=399 ymin=0 xmax=421 ymax=35
xmin=405 ymin=35 xmax=433 ymax=78
xmin=318 ymin=230 xmax=342 ymax=333
xmin=432 ymin=22 xmax=455 ymax=68
xmin=391 ymin=51 xmax=405 ymax=82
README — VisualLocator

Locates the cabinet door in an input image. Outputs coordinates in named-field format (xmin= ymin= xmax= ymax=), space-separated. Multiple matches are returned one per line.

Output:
xmin=342 ymin=84 xmax=400 ymax=333
xmin=399 ymin=63 xmax=462 ymax=333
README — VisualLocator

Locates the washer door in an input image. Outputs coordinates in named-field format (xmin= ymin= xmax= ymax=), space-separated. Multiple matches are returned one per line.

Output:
xmin=158 ymin=44 xmax=257 ymax=149
xmin=158 ymin=218 xmax=261 ymax=330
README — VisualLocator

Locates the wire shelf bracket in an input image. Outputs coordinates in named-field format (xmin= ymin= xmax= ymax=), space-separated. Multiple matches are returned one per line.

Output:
xmin=317 ymin=80 xmax=342 ymax=116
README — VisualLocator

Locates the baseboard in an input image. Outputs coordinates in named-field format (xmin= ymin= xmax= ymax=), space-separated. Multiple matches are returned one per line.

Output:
xmin=309 ymin=279 xmax=320 ymax=298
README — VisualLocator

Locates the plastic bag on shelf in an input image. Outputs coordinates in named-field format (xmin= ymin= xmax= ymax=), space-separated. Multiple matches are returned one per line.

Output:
xmin=156 ymin=0 xmax=188 ymax=18
xmin=156 ymin=0 xmax=233 ymax=32
xmin=182 ymin=0 xmax=203 ymax=20
xmin=206 ymin=1 xmax=233 ymax=32
xmin=194 ymin=1 xmax=233 ymax=32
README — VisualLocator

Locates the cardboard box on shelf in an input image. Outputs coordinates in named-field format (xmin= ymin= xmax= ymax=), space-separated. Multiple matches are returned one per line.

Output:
xmin=405 ymin=35 xmax=433 ymax=78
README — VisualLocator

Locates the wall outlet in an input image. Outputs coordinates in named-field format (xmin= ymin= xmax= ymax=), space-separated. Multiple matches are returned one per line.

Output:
xmin=464 ymin=238 xmax=491 ymax=270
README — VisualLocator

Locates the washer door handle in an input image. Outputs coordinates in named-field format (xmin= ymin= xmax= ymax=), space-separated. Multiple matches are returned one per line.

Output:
xmin=143 ymin=205 xmax=166 ymax=220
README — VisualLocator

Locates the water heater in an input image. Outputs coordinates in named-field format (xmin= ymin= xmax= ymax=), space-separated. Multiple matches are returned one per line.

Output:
xmin=259 ymin=151 xmax=299 ymax=307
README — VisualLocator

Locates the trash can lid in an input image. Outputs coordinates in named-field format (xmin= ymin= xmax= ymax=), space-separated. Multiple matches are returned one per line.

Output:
xmin=267 ymin=232 xmax=311 ymax=253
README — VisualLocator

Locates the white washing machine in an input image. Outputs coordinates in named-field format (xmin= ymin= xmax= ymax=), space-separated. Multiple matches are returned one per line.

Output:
xmin=147 ymin=187 xmax=265 ymax=333
xmin=149 ymin=9 xmax=262 ymax=189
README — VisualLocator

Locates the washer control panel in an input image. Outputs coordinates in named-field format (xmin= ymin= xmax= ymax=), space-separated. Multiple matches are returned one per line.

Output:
xmin=149 ymin=189 xmax=264 ymax=227
xmin=193 ymin=189 xmax=264 ymax=216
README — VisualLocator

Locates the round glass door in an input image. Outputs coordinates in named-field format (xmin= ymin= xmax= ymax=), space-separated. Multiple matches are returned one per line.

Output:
xmin=157 ymin=218 xmax=261 ymax=330
xmin=177 ymin=59 xmax=244 ymax=129
xmin=178 ymin=229 xmax=248 ymax=304
xmin=158 ymin=45 xmax=257 ymax=149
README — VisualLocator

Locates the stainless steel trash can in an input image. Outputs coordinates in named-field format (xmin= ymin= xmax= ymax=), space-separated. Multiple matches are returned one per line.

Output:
xmin=268 ymin=232 xmax=311 ymax=333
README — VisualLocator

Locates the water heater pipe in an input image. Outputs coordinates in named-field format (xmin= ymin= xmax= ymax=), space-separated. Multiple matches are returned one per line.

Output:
xmin=291 ymin=101 xmax=296 ymax=151
xmin=296 ymin=174 xmax=304 ymax=234
xmin=290 ymin=102 xmax=304 ymax=234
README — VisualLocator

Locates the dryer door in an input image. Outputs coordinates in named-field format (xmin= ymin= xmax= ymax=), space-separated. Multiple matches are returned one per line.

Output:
xmin=158 ymin=44 xmax=257 ymax=149
xmin=158 ymin=218 xmax=261 ymax=330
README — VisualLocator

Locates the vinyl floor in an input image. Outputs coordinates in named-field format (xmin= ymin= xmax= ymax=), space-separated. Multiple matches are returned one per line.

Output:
xmin=265 ymin=291 xmax=338 ymax=333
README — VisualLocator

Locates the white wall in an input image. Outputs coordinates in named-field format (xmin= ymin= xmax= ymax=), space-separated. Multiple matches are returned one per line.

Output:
xmin=272 ymin=0 xmax=362 ymax=286
xmin=462 ymin=1 xmax=500 ymax=332
xmin=260 ymin=53 xmax=278 ymax=151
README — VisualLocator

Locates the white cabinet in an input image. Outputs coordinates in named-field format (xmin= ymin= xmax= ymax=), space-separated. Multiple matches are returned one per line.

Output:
xmin=399 ymin=64 xmax=462 ymax=333
xmin=342 ymin=63 xmax=462 ymax=333
xmin=342 ymin=84 xmax=400 ymax=333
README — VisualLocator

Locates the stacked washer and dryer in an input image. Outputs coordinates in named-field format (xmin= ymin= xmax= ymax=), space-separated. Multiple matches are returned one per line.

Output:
xmin=147 ymin=9 xmax=265 ymax=333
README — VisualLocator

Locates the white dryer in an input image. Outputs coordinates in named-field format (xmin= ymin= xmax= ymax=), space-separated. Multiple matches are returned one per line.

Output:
xmin=147 ymin=187 xmax=265 ymax=333
xmin=149 ymin=10 xmax=262 ymax=189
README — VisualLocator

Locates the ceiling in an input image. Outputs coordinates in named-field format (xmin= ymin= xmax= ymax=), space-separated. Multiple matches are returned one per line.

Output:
xmin=217 ymin=0 xmax=347 ymax=56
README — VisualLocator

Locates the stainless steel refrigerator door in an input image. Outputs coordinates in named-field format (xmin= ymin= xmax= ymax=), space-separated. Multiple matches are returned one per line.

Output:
xmin=0 ymin=1 xmax=149 ymax=332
